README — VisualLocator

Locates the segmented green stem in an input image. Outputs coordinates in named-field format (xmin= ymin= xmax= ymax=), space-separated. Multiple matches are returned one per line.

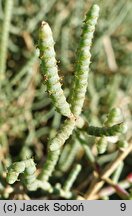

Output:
xmin=0 ymin=0 xmax=13 ymax=80
xmin=49 ymin=118 xmax=76 ymax=151
xmin=38 ymin=21 xmax=72 ymax=118
xmin=6 ymin=161 xmax=25 ymax=184
xmin=6 ymin=159 xmax=53 ymax=192
xmin=22 ymin=159 xmax=37 ymax=188
xmin=23 ymin=159 xmax=52 ymax=192
xmin=63 ymin=164 xmax=81 ymax=191
xmin=39 ymin=150 xmax=60 ymax=182
xmin=96 ymin=108 xmax=123 ymax=154
xmin=96 ymin=137 xmax=108 ymax=154
xmin=87 ymin=123 xmax=127 ymax=137
xmin=104 ymin=108 xmax=122 ymax=127
xmin=40 ymin=115 xmax=75 ymax=181
xmin=70 ymin=4 xmax=99 ymax=117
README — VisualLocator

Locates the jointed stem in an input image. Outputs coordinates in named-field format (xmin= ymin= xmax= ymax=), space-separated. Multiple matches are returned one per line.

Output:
xmin=70 ymin=5 xmax=100 ymax=117
xmin=39 ymin=150 xmax=60 ymax=182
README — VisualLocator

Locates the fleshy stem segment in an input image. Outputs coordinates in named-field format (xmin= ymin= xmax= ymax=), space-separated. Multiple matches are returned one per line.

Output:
xmin=49 ymin=118 xmax=76 ymax=151
xmin=39 ymin=149 xmax=60 ymax=182
xmin=38 ymin=21 xmax=72 ymax=118
xmin=96 ymin=107 xmax=123 ymax=154
xmin=6 ymin=159 xmax=52 ymax=192
xmin=87 ymin=122 xmax=127 ymax=137
xmin=70 ymin=4 xmax=100 ymax=117
xmin=39 ymin=118 xmax=76 ymax=181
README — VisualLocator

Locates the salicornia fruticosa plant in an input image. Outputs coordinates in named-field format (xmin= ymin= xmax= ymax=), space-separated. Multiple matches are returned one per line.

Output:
xmin=0 ymin=1 xmax=131 ymax=200
xmin=38 ymin=4 xmax=99 ymax=181
xmin=6 ymin=4 xmax=100 ymax=198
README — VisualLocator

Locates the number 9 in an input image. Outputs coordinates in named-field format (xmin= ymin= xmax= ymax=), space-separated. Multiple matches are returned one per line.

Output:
xmin=120 ymin=203 xmax=126 ymax=211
